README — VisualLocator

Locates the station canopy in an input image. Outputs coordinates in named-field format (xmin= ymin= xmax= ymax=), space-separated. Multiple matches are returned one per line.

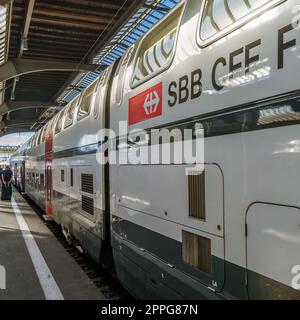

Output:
xmin=0 ymin=0 xmax=179 ymax=137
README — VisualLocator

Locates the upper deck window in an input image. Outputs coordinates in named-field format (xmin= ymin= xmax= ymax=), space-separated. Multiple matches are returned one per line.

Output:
xmin=115 ymin=46 xmax=134 ymax=105
xmin=77 ymin=81 xmax=97 ymax=121
xmin=64 ymin=96 xmax=79 ymax=129
xmin=94 ymin=69 xmax=109 ymax=118
xmin=130 ymin=4 xmax=183 ymax=88
xmin=36 ymin=129 xmax=43 ymax=145
xmin=41 ymin=124 xmax=48 ymax=143
xmin=200 ymin=0 xmax=279 ymax=43
xmin=55 ymin=111 xmax=64 ymax=135
xmin=31 ymin=134 xmax=37 ymax=147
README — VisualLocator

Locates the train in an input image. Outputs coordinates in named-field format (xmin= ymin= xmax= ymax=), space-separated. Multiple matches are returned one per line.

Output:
xmin=10 ymin=0 xmax=300 ymax=299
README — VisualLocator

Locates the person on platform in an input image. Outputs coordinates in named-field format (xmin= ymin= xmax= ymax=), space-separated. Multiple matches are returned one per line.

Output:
xmin=2 ymin=165 xmax=13 ymax=184
xmin=0 ymin=166 xmax=3 ymax=186
xmin=1 ymin=165 xmax=13 ymax=201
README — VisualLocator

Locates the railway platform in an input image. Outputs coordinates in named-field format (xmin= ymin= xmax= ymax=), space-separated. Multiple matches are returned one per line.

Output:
xmin=0 ymin=188 xmax=104 ymax=300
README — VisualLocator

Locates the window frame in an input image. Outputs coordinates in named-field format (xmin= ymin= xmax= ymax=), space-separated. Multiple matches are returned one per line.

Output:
xmin=64 ymin=96 xmax=79 ymax=129
xmin=93 ymin=75 xmax=105 ymax=119
xmin=54 ymin=111 xmax=65 ymax=135
xmin=129 ymin=2 xmax=185 ymax=89
xmin=115 ymin=46 xmax=134 ymax=106
xmin=77 ymin=80 xmax=97 ymax=122
xmin=32 ymin=133 xmax=38 ymax=147
xmin=50 ymin=115 xmax=58 ymax=134
xmin=36 ymin=129 xmax=43 ymax=145
xmin=197 ymin=0 xmax=286 ymax=48
xmin=41 ymin=119 xmax=53 ymax=143
xmin=41 ymin=123 xmax=49 ymax=143
xmin=40 ymin=173 xmax=45 ymax=188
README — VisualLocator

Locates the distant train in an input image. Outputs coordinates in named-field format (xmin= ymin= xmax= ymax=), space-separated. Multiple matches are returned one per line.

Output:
xmin=11 ymin=0 xmax=300 ymax=299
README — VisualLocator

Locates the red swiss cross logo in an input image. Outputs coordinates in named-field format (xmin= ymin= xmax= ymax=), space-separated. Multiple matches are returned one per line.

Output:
xmin=128 ymin=82 xmax=162 ymax=125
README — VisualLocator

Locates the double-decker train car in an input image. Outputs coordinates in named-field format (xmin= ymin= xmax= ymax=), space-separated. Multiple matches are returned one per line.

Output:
xmin=11 ymin=143 xmax=26 ymax=192
xmin=11 ymin=0 xmax=300 ymax=299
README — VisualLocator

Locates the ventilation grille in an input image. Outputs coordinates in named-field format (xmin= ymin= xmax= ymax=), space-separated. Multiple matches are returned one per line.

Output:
xmin=182 ymin=230 xmax=212 ymax=274
xmin=81 ymin=196 xmax=94 ymax=215
xmin=188 ymin=172 xmax=205 ymax=221
xmin=81 ymin=174 xmax=94 ymax=194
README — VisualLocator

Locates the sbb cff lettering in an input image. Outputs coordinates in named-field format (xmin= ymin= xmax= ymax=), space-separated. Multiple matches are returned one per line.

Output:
xmin=168 ymin=69 xmax=202 ymax=107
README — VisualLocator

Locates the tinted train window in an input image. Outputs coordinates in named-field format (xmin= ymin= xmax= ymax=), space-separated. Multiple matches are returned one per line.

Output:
xmin=32 ymin=134 xmax=38 ymax=147
xmin=200 ymin=0 xmax=276 ymax=42
xmin=36 ymin=129 xmax=43 ymax=145
xmin=70 ymin=168 xmax=73 ymax=187
xmin=77 ymin=81 xmax=97 ymax=121
xmin=40 ymin=174 xmax=44 ymax=187
xmin=94 ymin=70 xmax=109 ymax=118
xmin=131 ymin=4 xmax=183 ymax=88
xmin=55 ymin=112 xmax=64 ymax=135
xmin=41 ymin=126 xmax=46 ymax=143
xmin=64 ymin=97 xmax=79 ymax=129
xmin=115 ymin=47 xmax=134 ymax=105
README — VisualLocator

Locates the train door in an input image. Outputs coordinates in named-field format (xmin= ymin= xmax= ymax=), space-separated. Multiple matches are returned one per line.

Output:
xmin=246 ymin=203 xmax=300 ymax=299
xmin=45 ymin=127 xmax=53 ymax=217
xmin=14 ymin=163 xmax=18 ymax=185
xmin=45 ymin=166 xmax=53 ymax=216
xmin=93 ymin=63 xmax=116 ymax=242
xmin=21 ymin=161 xmax=25 ymax=192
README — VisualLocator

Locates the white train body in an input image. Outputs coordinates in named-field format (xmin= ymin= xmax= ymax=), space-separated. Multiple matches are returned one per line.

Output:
xmin=11 ymin=0 xmax=300 ymax=299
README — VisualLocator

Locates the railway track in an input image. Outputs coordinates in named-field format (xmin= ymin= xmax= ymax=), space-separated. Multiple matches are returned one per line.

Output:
xmin=21 ymin=191 xmax=133 ymax=300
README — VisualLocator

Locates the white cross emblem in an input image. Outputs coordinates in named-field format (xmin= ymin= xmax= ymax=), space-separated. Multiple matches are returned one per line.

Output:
xmin=143 ymin=90 xmax=160 ymax=115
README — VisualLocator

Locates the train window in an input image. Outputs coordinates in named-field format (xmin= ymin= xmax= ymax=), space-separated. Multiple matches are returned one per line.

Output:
xmin=94 ymin=67 xmax=111 ymax=118
xmin=31 ymin=134 xmax=37 ymax=147
xmin=50 ymin=115 xmax=58 ymax=134
xmin=182 ymin=230 xmax=212 ymax=274
xmin=61 ymin=169 xmax=65 ymax=182
xmin=77 ymin=81 xmax=97 ymax=121
xmin=36 ymin=129 xmax=43 ymax=145
xmin=64 ymin=96 xmax=79 ymax=129
xmin=199 ymin=0 xmax=280 ymax=45
xmin=55 ymin=111 xmax=64 ymax=135
xmin=40 ymin=127 xmax=46 ymax=143
xmin=130 ymin=4 xmax=184 ymax=88
xmin=41 ymin=123 xmax=49 ymax=143
xmin=40 ymin=174 xmax=44 ymax=187
xmin=115 ymin=47 xmax=134 ymax=105
xmin=36 ymin=174 xmax=39 ymax=186
xmin=70 ymin=168 xmax=73 ymax=187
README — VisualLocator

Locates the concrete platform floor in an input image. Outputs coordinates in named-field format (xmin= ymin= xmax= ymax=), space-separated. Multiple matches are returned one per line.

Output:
xmin=0 ymin=188 xmax=105 ymax=300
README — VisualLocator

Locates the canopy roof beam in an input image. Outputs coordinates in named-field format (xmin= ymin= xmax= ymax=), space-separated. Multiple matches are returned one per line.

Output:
xmin=0 ymin=58 xmax=100 ymax=83
xmin=0 ymin=118 xmax=40 ymax=131
xmin=0 ymin=101 xmax=64 ymax=117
